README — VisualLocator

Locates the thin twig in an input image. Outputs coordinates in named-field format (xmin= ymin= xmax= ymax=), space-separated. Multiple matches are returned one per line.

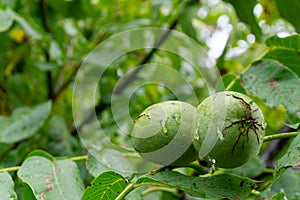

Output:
xmin=113 ymin=18 xmax=178 ymax=94
xmin=0 ymin=155 xmax=88 ymax=172
xmin=115 ymin=183 xmax=135 ymax=200
xmin=141 ymin=186 xmax=178 ymax=197
xmin=40 ymin=0 xmax=50 ymax=32
xmin=263 ymin=131 xmax=300 ymax=142
xmin=53 ymin=64 xmax=80 ymax=99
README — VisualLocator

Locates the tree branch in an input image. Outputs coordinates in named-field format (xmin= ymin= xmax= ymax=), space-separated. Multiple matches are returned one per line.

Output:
xmin=40 ymin=0 xmax=53 ymax=100
xmin=263 ymin=131 xmax=300 ymax=142
xmin=113 ymin=18 xmax=178 ymax=94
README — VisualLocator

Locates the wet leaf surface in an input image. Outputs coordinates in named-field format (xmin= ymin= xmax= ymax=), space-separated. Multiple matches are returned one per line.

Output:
xmin=136 ymin=171 xmax=256 ymax=199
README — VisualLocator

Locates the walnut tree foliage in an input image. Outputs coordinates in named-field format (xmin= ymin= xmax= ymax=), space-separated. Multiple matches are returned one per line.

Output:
xmin=0 ymin=0 xmax=299 ymax=199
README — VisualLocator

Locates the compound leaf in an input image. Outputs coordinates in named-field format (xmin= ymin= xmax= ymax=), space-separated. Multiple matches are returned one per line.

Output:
xmin=241 ymin=59 xmax=300 ymax=115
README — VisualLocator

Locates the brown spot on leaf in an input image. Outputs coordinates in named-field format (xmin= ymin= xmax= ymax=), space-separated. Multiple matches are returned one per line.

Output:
xmin=268 ymin=79 xmax=277 ymax=88
xmin=40 ymin=178 xmax=54 ymax=200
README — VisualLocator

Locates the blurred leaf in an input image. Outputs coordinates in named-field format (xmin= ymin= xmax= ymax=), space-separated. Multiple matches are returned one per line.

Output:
xmin=224 ymin=156 xmax=265 ymax=178
xmin=179 ymin=4 xmax=198 ymax=41
xmin=0 ymin=9 xmax=13 ymax=33
xmin=0 ymin=143 xmax=11 ymax=159
xmin=48 ymin=116 xmax=80 ymax=157
xmin=35 ymin=62 xmax=59 ymax=71
xmin=286 ymin=123 xmax=300 ymax=129
xmin=0 ymin=101 xmax=52 ymax=143
xmin=85 ymin=154 xmax=110 ymax=177
xmin=0 ymin=171 xmax=17 ymax=200
xmin=275 ymin=0 xmax=300 ymax=32
xmin=49 ymin=40 xmax=62 ymax=61
xmin=265 ymin=34 xmax=300 ymax=76
xmin=0 ymin=141 xmax=32 ymax=168
xmin=82 ymin=171 xmax=128 ymax=200
xmin=241 ymin=59 xmax=300 ymax=115
xmin=259 ymin=189 xmax=277 ymax=199
xmin=0 ymin=0 xmax=17 ymax=7
xmin=18 ymin=153 xmax=85 ymax=200
xmin=6 ymin=8 xmax=42 ymax=39
xmin=63 ymin=19 xmax=78 ymax=36
xmin=224 ymin=0 xmax=262 ymax=39
xmin=136 ymin=171 xmax=256 ymax=199
xmin=271 ymin=169 xmax=300 ymax=199
xmin=274 ymin=134 xmax=300 ymax=176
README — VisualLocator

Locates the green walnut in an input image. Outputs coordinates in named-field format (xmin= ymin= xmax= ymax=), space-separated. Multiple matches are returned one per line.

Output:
xmin=131 ymin=101 xmax=198 ymax=166
xmin=194 ymin=91 xmax=266 ymax=168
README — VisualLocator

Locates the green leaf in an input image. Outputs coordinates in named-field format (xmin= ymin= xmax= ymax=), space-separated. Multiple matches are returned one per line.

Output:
xmin=275 ymin=0 xmax=300 ymax=32
xmin=0 ymin=9 xmax=13 ymax=32
xmin=241 ymin=59 xmax=300 ymax=115
xmin=224 ymin=0 xmax=262 ymax=39
xmin=0 ymin=171 xmax=17 ymax=200
xmin=0 ymin=101 xmax=52 ymax=143
xmin=266 ymin=34 xmax=300 ymax=51
xmin=18 ymin=155 xmax=85 ymax=200
xmin=0 ymin=141 xmax=33 ymax=168
xmin=286 ymin=123 xmax=300 ymax=129
xmin=136 ymin=171 xmax=256 ymax=199
xmin=264 ymin=48 xmax=300 ymax=77
xmin=26 ymin=149 xmax=54 ymax=161
xmin=49 ymin=40 xmax=62 ymax=60
xmin=35 ymin=62 xmax=59 ymax=72
xmin=271 ymin=169 xmax=300 ymax=199
xmin=275 ymin=134 xmax=300 ymax=176
xmin=179 ymin=4 xmax=198 ymax=41
xmin=48 ymin=116 xmax=80 ymax=157
xmin=265 ymin=34 xmax=300 ymax=76
xmin=82 ymin=171 xmax=128 ymax=200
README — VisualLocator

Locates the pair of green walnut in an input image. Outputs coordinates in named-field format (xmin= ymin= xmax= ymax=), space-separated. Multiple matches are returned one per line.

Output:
xmin=131 ymin=91 xmax=266 ymax=169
